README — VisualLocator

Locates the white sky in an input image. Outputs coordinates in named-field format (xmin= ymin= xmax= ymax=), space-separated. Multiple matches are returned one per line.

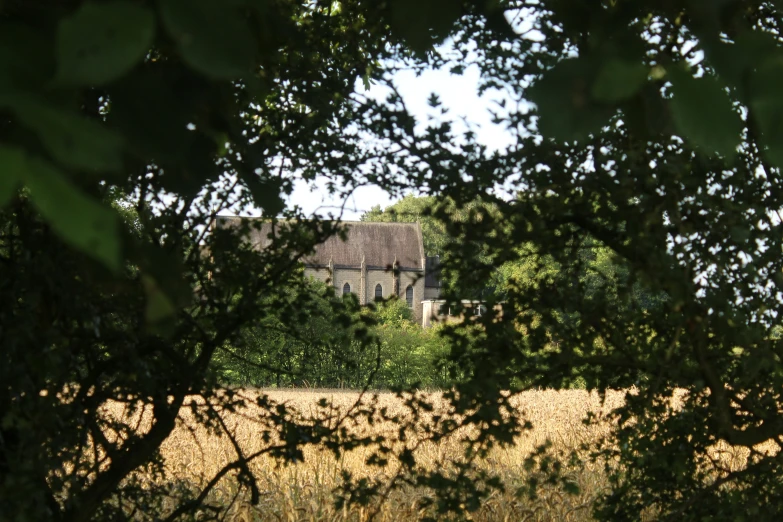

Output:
xmin=285 ymin=63 xmax=514 ymax=220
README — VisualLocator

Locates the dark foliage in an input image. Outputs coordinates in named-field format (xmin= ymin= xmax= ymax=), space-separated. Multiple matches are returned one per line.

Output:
xmin=4 ymin=0 xmax=783 ymax=521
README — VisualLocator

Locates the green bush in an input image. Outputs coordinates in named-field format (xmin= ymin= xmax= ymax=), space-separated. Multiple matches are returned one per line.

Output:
xmin=213 ymin=290 xmax=456 ymax=390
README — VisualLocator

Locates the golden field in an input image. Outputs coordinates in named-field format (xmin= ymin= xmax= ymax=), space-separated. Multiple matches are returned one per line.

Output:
xmin=102 ymin=388 xmax=765 ymax=522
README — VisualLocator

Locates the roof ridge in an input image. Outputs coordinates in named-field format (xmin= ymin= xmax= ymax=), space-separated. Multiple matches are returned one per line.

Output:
xmin=216 ymin=217 xmax=425 ymax=270
xmin=216 ymin=215 xmax=420 ymax=227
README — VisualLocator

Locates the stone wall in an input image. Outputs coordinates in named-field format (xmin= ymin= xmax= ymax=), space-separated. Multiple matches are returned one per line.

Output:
xmin=366 ymin=269 xmax=396 ymax=303
xmin=398 ymin=270 xmax=425 ymax=324
xmin=332 ymin=267 xmax=362 ymax=300
xmin=421 ymin=300 xmax=503 ymax=328
xmin=304 ymin=267 xmax=330 ymax=282
xmin=305 ymin=265 xmax=425 ymax=324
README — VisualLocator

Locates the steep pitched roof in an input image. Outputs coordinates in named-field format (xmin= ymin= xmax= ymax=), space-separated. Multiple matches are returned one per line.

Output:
xmin=215 ymin=217 xmax=425 ymax=270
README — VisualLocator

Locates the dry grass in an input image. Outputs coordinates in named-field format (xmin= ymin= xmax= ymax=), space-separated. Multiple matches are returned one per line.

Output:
xmin=99 ymin=388 xmax=779 ymax=521
xmin=102 ymin=389 xmax=631 ymax=521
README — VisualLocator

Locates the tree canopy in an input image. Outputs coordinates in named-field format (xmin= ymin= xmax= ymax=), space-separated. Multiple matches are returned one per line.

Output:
xmin=362 ymin=1 xmax=783 ymax=518
xmin=4 ymin=0 xmax=783 ymax=521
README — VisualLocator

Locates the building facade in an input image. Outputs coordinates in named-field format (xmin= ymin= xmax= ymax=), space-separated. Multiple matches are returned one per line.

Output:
xmin=214 ymin=217 xmax=441 ymax=325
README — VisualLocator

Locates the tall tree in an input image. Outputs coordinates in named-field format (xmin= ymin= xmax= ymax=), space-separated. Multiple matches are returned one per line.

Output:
xmin=359 ymin=0 xmax=783 ymax=519
xmin=0 ymin=2 xmax=538 ymax=520
xmin=0 ymin=1 xmax=412 ymax=520
xmin=8 ymin=0 xmax=783 ymax=520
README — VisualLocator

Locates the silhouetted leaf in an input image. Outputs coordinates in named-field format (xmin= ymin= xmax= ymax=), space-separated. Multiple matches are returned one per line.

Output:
xmin=55 ymin=1 xmax=155 ymax=86
xmin=12 ymin=96 xmax=124 ymax=172
xmin=0 ymin=145 xmax=24 ymax=206
xmin=160 ymin=0 xmax=255 ymax=79
xmin=25 ymin=159 xmax=120 ymax=271
xmin=529 ymin=58 xmax=613 ymax=142
xmin=669 ymin=68 xmax=741 ymax=157
xmin=592 ymin=59 xmax=648 ymax=102
xmin=389 ymin=0 xmax=462 ymax=55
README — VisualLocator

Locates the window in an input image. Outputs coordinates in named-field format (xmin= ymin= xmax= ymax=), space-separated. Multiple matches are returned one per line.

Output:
xmin=405 ymin=285 xmax=413 ymax=308
xmin=438 ymin=303 xmax=450 ymax=316
xmin=474 ymin=304 xmax=487 ymax=316
xmin=375 ymin=284 xmax=383 ymax=300
xmin=343 ymin=282 xmax=351 ymax=295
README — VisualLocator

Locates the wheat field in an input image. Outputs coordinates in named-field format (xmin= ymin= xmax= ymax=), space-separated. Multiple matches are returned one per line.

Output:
xmin=103 ymin=388 xmax=765 ymax=521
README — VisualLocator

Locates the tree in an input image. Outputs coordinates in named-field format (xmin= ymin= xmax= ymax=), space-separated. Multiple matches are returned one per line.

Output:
xmin=361 ymin=195 xmax=448 ymax=256
xmin=8 ymin=1 xmax=783 ymax=521
xmin=211 ymin=280 xmax=377 ymax=389
xmin=214 ymin=287 xmax=457 ymax=390
xmin=356 ymin=0 xmax=783 ymax=519
xmin=0 ymin=1 xmax=417 ymax=520
xmin=1 ymin=2 xmax=532 ymax=521
xmin=361 ymin=195 xmax=502 ymax=298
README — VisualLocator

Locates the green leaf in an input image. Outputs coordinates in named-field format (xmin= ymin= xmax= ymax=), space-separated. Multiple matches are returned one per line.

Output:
xmin=11 ymin=96 xmax=124 ymax=172
xmin=730 ymin=225 xmax=750 ymax=243
xmin=0 ymin=23 xmax=56 ymax=91
xmin=56 ymin=1 xmax=155 ymax=86
xmin=668 ymin=69 xmax=741 ymax=157
xmin=706 ymin=31 xmax=781 ymax=87
xmin=749 ymin=57 xmax=783 ymax=168
xmin=0 ymin=145 xmax=24 ymax=207
xmin=389 ymin=0 xmax=462 ymax=55
xmin=141 ymin=274 xmax=177 ymax=324
xmin=132 ymin=242 xmax=191 ymax=311
xmin=160 ymin=0 xmax=255 ymax=79
xmin=529 ymin=58 xmax=613 ymax=142
xmin=24 ymin=159 xmax=121 ymax=272
xmin=591 ymin=59 xmax=648 ymax=102
xmin=108 ymin=64 xmax=193 ymax=160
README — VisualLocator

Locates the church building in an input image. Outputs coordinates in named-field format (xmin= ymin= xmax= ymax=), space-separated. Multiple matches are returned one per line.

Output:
xmin=214 ymin=217 xmax=441 ymax=324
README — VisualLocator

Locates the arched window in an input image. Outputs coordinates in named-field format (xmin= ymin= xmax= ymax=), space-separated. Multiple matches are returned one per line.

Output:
xmin=343 ymin=282 xmax=351 ymax=295
xmin=405 ymin=285 xmax=413 ymax=308
xmin=375 ymin=284 xmax=383 ymax=300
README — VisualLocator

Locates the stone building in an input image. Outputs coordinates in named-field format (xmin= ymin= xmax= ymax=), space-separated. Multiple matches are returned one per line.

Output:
xmin=214 ymin=217 xmax=441 ymax=325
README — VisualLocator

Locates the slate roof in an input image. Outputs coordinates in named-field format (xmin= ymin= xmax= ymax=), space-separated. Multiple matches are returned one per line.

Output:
xmin=214 ymin=217 xmax=425 ymax=270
